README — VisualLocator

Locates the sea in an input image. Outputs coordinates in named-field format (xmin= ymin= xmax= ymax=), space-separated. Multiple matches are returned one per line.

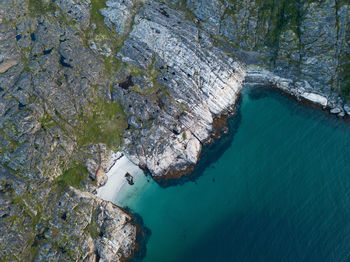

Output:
xmin=116 ymin=87 xmax=350 ymax=262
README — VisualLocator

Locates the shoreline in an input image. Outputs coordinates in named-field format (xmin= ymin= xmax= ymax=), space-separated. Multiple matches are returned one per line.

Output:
xmin=141 ymin=79 xmax=350 ymax=184
xmin=151 ymin=94 xmax=241 ymax=184
xmin=96 ymin=154 xmax=151 ymax=262
xmin=96 ymin=82 xmax=349 ymax=262
xmin=97 ymin=80 xmax=349 ymax=197
xmin=151 ymin=95 xmax=243 ymax=186
xmin=97 ymin=153 xmax=144 ymax=204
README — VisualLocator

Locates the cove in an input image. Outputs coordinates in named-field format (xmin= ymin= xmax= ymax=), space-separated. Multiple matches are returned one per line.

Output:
xmin=117 ymin=87 xmax=350 ymax=262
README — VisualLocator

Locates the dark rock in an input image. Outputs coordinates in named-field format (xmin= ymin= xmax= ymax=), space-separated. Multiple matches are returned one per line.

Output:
xmin=119 ymin=75 xmax=133 ymax=89
xmin=0 ymin=0 xmax=349 ymax=261
xmin=125 ymin=172 xmax=134 ymax=185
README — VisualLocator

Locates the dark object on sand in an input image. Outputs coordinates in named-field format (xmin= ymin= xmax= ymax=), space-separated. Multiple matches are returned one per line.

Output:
xmin=125 ymin=172 xmax=134 ymax=185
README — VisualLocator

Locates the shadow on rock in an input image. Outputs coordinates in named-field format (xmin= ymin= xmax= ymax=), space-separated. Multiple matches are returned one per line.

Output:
xmin=157 ymin=96 xmax=243 ymax=188
xmin=123 ymin=207 xmax=152 ymax=262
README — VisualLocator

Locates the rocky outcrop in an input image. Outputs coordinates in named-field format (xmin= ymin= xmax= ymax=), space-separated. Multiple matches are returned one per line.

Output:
xmin=301 ymin=93 xmax=328 ymax=107
xmin=0 ymin=166 xmax=136 ymax=261
xmin=185 ymin=0 xmax=350 ymax=99
xmin=0 ymin=0 xmax=349 ymax=260
xmin=0 ymin=0 xmax=136 ymax=260
xmin=101 ymin=0 xmax=349 ymax=178
xmin=245 ymin=68 xmax=349 ymax=116
xmin=104 ymin=0 xmax=245 ymax=177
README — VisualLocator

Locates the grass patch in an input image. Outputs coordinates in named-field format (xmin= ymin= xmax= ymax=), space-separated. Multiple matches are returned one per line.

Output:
xmin=78 ymin=99 xmax=128 ymax=149
xmin=38 ymin=113 xmax=56 ymax=130
xmin=339 ymin=53 xmax=350 ymax=100
xmin=88 ymin=0 xmax=144 ymax=76
xmin=103 ymin=55 xmax=123 ymax=76
xmin=85 ymin=208 xmax=100 ymax=238
xmin=90 ymin=0 xmax=112 ymax=37
xmin=28 ymin=0 xmax=58 ymax=17
xmin=55 ymin=164 xmax=88 ymax=190
xmin=129 ymin=59 xmax=170 ymax=101
xmin=88 ymin=0 xmax=125 ymax=75
xmin=340 ymin=74 xmax=350 ymax=100
xmin=29 ymin=245 xmax=39 ymax=261
xmin=86 ymin=220 xmax=99 ymax=238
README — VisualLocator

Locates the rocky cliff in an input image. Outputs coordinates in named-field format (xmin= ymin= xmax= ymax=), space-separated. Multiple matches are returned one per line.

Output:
xmin=102 ymin=0 xmax=349 ymax=178
xmin=0 ymin=0 xmax=349 ymax=261
xmin=0 ymin=0 xmax=137 ymax=260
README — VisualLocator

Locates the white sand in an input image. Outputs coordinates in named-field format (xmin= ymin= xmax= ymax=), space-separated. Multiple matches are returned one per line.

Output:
xmin=97 ymin=153 xmax=144 ymax=203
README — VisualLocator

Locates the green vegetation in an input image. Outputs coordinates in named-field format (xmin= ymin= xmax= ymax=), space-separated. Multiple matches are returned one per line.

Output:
xmin=29 ymin=245 xmax=40 ymax=261
xmin=28 ymin=0 xmax=58 ymax=17
xmin=0 ymin=179 xmax=13 ymax=193
xmin=38 ymin=113 xmax=56 ymax=130
xmin=340 ymin=54 xmax=350 ymax=100
xmin=88 ymin=0 xmax=127 ymax=75
xmin=78 ymin=99 xmax=128 ymax=149
xmin=55 ymin=164 xmax=88 ymax=190
xmin=85 ymin=208 xmax=100 ymax=238
xmin=86 ymin=220 xmax=99 ymax=238
xmin=254 ymin=0 xmax=302 ymax=64
xmin=177 ymin=0 xmax=197 ymax=21
xmin=221 ymin=0 xmax=306 ymax=65
xmin=87 ymin=0 xmax=145 ymax=76
xmin=90 ymin=0 xmax=112 ymax=37
xmin=31 ymin=212 xmax=42 ymax=228
xmin=129 ymin=59 xmax=170 ymax=101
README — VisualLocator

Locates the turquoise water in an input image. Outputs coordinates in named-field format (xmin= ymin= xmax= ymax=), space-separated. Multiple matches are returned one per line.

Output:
xmin=119 ymin=87 xmax=350 ymax=262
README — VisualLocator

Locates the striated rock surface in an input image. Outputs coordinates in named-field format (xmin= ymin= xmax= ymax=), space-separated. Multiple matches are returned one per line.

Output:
xmin=98 ymin=0 xmax=350 ymax=178
xmin=0 ymin=0 xmax=349 ymax=260
xmin=104 ymin=0 xmax=245 ymax=177
xmin=187 ymin=0 xmax=349 ymax=96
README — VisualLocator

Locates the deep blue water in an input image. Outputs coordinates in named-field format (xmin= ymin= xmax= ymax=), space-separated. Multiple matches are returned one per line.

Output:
xmin=119 ymin=87 xmax=350 ymax=262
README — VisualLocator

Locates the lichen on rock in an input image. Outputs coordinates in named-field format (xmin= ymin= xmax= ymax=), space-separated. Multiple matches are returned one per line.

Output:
xmin=0 ymin=0 xmax=349 ymax=260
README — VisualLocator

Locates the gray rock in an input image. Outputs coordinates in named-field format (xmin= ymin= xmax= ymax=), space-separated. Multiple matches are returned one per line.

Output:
xmin=338 ymin=111 xmax=345 ymax=118
xmin=330 ymin=108 xmax=342 ymax=114
xmin=344 ymin=104 xmax=350 ymax=116
xmin=105 ymin=0 xmax=246 ymax=177
xmin=0 ymin=0 xmax=137 ymax=260
xmin=0 ymin=0 xmax=349 ymax=260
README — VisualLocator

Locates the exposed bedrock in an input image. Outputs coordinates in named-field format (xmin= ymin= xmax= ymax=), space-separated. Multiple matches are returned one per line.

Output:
xmin=102 ymin=0 xmax=350 ymax=178
xmin=0 ymin=0 xmax=349 ymax=260
xmin=104 ymin=0 xmax=245 ymax=177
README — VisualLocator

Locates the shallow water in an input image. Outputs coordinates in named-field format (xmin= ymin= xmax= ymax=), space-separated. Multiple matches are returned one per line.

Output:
xmin=117 ymin=87 xmax=350 ymax=262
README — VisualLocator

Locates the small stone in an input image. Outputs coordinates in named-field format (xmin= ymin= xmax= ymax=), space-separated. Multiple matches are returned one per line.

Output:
xmin=338 ymin=111 xmax=345 ymax=118
xmin=344 ymin=105 xmax=350 ymax=116
xmin=330 ymin=108 xmax=341 ymax=114
xmin=301 ymin=92 xmax=328 ymax=107
xmin=125 ymin=172 xmax=134 ymax=185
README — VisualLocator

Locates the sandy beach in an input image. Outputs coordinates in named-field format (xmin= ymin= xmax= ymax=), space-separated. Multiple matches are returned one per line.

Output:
xmin=97 ymin=153 xmax=144 ymax=203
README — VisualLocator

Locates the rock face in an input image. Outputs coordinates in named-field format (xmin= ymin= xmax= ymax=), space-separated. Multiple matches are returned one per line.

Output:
xmin=0 ymin=0 xmax=349 ymax=260
xmin=0 ymin=166 xmax=136 ymax=261
xmin=0 ymin=0 xmax=136 ymax=260
xmin=100 ymin=0 xmax=349 ymax=178
xmin=104 ymin=0 xmax=245 ymax=177
xmin=186 ymin=0 xmax=350 ymax=99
